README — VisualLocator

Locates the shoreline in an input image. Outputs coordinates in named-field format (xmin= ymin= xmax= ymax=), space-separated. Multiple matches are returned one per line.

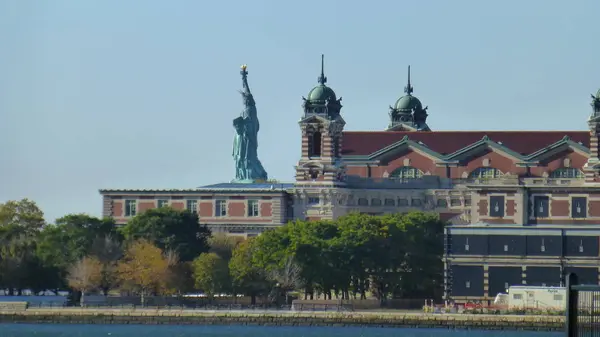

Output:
xmin=0 ymin=309 xmax=566 ymax=330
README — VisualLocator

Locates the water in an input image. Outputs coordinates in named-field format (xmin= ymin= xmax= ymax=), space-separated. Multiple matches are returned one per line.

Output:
xmin=0 ymin=324 xmax=562 ymax=337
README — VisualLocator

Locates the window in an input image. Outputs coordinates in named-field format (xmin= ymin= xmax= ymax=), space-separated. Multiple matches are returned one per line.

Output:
xmin=308 ymin=197 xmax=320 ymax=205
xmin=469 ymin=167 xmax=501 ymax=180
xmin=371 ymin=199 xmax=382 ymax=206
xmin=489 ymin=196 xmax=505 ymax=217
xmin=389 ymin=166 xmax=423 ymax=181
xmin=465 ymin=198 xmax=472 ymax=206
xmin=411 ymin=198 xmax=422 ymax=206
xmin=186 ymin=199 xmax=198 ymax=214
xmin=550 ymin=168 xmax=584 ymax=179
xmin=437 ymin=199 xmax=447 ymax=207
xmin=541 ymin=239 xmax=546 ymax=252
xmin=572 ymin=197 xmax=588 ymax=218
xmin=125 ymin=200 xmax=137 ymax=216
xmin=533 ymin=196 xmax=550 ymax=218
xmin=358 ymin=198 xmax=369 ymax=206
xmin=450 ymin=198 xmax=462 ymax=207
xmin=554 ymin=294 xmax=563 ymax=301
xmin=215 ymin=200 xmax=227 ymax=217
xmin=310 ymin=132 xmax=322 ymax=157
xmin=397 ymin=198 xmax=409 ymax=206
xmin=384 ymin=198 xmax=395 ymax=206
xmin=157 ymin=199 xmax=169 ymax=208
xmin=513 ymin=294 xmax=523 ymax=300
xmin=248 ymin=200 xmax=259 ymax=217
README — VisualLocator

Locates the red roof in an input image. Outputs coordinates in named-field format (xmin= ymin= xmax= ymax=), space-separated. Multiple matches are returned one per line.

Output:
xmin=341 ymin=131 xmax=590 ymax=157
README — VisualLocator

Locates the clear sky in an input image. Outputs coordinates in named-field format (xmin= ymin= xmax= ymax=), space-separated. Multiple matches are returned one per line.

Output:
xmin=1 ymin=0 xmax=599 ymax=223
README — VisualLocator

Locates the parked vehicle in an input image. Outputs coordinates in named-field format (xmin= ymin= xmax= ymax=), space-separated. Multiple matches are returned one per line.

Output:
xmin=494 ymin=286 xmax=566 ymax=310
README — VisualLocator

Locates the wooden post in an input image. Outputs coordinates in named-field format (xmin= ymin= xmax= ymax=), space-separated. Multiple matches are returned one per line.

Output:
xmin=565 ymin=273 xmax=578 ymax=337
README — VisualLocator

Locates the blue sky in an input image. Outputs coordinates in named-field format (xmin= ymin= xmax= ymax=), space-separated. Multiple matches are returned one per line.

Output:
xmin=1 ymin=0 xmax=599 ymax=223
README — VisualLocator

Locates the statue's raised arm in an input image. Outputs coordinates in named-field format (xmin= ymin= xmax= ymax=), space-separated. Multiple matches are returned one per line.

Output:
xmin=231 ymin=64 xmax=268 ymax=183
xmin=240 ymin=64 xmax=251 ymax=96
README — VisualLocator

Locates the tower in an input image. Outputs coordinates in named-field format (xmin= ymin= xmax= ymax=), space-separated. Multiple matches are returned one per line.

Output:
xmin=387 ymin=66 xmax=431 ymax=131
xmin=584 ymin=89 xmax=600 ymax=182
xmin=295 ymin=55 xmax=346 ymax=185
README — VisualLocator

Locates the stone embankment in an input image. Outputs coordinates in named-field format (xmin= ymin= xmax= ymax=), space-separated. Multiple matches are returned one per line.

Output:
xmin=0 ymin=308 xmax=566 ymax=330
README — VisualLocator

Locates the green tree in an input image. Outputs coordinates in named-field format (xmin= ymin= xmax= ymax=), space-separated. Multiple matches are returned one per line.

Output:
xmin=208 ymin=233 xmax=243 ymax=261
xmin=229 ymin=239 xmax=270 ymax=305
xmin=0 ymin=198 xmax=45 ymax=234
xmin=35 ymin=214 xmax=119 ymax=294
xmin=0 ymin=199 xmax=46 ymax=295
xmin=121 ymin=207 xmax=211 ymax=262
xmin=192 ymin=253 xmax=230 ymax=299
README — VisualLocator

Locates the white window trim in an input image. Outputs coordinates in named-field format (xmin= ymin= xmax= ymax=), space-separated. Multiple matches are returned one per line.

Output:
xmin=488 ymin=193 xmax=506 ymax=218
xmin=569 ymin=194 xmax=589 ymax=219
xmin=529 ymin=193 xmax=552 ymax=220
xmin=215 ymin=199 xmax=227 ymax=217
xmin=125 ymin=199 xmax=138 ymax=217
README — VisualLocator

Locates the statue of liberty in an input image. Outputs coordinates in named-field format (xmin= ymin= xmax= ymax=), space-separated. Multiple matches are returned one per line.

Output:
xmin=232 ymin=65 xmax=268 ymax=182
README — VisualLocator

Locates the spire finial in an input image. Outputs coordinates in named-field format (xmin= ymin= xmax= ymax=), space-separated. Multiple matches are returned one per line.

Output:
xmin=404 ymin=65 xmax=413 ymax=95
xmin=317 ymin=54 xmax=327 ymax=85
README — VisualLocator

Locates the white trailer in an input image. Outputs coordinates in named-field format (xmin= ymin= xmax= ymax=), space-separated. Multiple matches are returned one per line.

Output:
xmin=506 ymin=286 xmax=565 ymax=310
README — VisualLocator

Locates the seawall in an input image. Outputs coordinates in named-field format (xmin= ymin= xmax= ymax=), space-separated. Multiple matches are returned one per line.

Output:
xmin=0 ymin=309 xmax=566 ymax=330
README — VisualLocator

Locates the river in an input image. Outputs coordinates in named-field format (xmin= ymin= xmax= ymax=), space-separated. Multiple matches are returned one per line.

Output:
xmin=0 ymin=324 xmax=562 ymax=337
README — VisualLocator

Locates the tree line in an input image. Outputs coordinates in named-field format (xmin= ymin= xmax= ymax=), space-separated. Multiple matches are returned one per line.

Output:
xmin=0 ymin=199 xmax=446 ymax=306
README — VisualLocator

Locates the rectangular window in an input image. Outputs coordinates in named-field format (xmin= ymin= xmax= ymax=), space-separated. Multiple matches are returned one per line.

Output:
xmin=437 ymin=199 xmax=447 ymax=207
xmin=513 ymin=294 xmax=522 ymax=300
xmin=186 ymin=199 xmax=198 ymax=214
xmin=125 ymin=200 xmax=137 ymax=217
xmin=248 ymin=200 xmax=259 ymax=217
xmin=358 ymin=198 xmax=369 ymax=206
xmin=215 ymin=200 xmax=227 ymax=217
xmin=308 ymin=197 xmax=320 ymax=205
xmin=553 ymin=294 xmax=563 ymax=301
xmin=450 ymin=198 xmax=462 ymax=207
xmin=411 ymin=199 xmax=422 ymax=206
xmin=571 ymin=197 xmax=588 ymax=218
xmin=157 ymin=199 xmax=169 ymax=208
xmin=397 ymin=198 xmax=408 ymax=206
xmin=465 ymin=198 xmax=472 ymax=206
xmin=533 ymin=196 xmax=550 ymax=218
xmin=489 ymin=196 xmax=505 ymax=217
xmin=384 ymin=198 xmax=395 ymax=206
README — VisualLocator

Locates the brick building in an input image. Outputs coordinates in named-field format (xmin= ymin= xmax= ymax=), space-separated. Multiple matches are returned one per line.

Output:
xmin=99 ymin=61 xmax=600 ymax=302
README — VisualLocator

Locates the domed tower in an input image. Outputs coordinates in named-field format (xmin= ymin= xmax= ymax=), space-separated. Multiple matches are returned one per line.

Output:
xmin=295 ymin=55 xmax=346 ymax=185
xmin=387 ymin=66 xmax=431 ymax=131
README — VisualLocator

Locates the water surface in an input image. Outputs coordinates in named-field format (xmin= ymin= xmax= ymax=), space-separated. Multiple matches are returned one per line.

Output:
xmin=0 ymin=324 xmax=562 ymax=337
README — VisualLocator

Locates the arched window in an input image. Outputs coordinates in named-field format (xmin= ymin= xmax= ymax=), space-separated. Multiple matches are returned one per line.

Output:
xmin=469 ymin=167 xmax=501 ymax=179
xmin=310 ymin=131 xmax=322 ymax=157
xmin=549 ymin=168 xmax=584 ymax=179
xmin=389 ymin=166 xmax=423 ymax=181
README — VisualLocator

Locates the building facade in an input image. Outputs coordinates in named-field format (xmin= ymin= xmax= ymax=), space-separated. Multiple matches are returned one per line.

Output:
xmin=99 ymin=60 xmax=600 ymax=303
